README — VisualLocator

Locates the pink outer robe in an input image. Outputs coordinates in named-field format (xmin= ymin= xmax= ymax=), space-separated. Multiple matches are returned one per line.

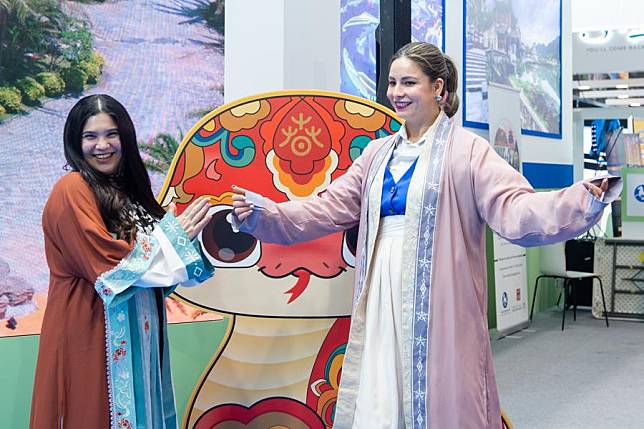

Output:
xmin=236 ymin=114 xmax=621 ymax=429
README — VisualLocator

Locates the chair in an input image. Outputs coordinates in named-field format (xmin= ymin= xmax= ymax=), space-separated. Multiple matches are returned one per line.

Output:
xmin=529 ymin=241 xmax=609 ymax=331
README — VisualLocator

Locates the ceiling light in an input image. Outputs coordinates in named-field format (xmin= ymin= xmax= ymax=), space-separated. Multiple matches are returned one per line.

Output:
xmin=577 ymin=85 xmax=591 ymax=90
xmin=617 ymin=94 xmax=629 ymax=99
xmin=615 ymin=84 xmax=629 ymax=89
xmin=606 ymin=97 xmax=644 ymax=106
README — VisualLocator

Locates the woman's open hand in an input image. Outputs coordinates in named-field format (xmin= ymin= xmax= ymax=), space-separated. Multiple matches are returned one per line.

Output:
xmin=231 ymin=185 xmax=254 ymax=222
xmin=168 ymin=196 xmax=212 ymax=240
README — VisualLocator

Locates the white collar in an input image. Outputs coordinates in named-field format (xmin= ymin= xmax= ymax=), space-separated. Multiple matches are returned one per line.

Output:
xmin=395 ymin=110 xmax=444 ymax=147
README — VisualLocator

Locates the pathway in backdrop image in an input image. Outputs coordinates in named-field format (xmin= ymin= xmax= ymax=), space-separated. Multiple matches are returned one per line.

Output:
xmin=0 ymin=0 xmax=224 ymax=334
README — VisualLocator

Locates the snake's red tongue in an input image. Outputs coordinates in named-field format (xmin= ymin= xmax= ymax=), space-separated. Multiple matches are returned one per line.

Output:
xmin=285 ymin=269 xmax=311 ymax=303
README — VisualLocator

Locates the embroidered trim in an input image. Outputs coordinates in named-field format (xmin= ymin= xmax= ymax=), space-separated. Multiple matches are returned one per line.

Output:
xmin=102 ymin=306 xmax=115 ymax=429
xmin=335 ymin=136 xmax=397 ymax=427
xmin=95 ymin=234 xmax=158 ymax=306
xmin=158 ymin=214 xmax=212 ymax=283
xmin=107 ymin=303 xmax=136 ymax=429
xmin=96 ymin=221 xmax=161 ymax=428
xmin=354 ymin=136 xmax=397 ymax=306
xmin=95 ymin=212 xmax=211 ymax=429
xmin=411 ymin=114 xmax=452 ymax=428
xmin=97 ymin=235 xmax=157 ymax=429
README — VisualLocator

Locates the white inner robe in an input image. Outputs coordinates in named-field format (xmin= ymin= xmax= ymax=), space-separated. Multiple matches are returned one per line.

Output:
xmin=352 ymin=128 xmax=429 ymax=429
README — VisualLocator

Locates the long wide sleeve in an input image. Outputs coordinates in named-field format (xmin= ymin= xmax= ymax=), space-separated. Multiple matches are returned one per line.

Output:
xmin=470 ymin=137 xmax=622 ymax=247
xmin=95 ymin=213 xmax=212 ymax=306
xmin=44 ymin=173 xmax=211 ymax=308
xmin=232 ymin=139 xmax=384 ymax=245
xmin=136 ymin=231 xmax=213 ymax=292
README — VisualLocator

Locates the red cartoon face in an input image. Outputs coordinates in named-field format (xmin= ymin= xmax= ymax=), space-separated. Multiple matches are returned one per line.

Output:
xmin=158 ymin=91 xmax=400 ymax=317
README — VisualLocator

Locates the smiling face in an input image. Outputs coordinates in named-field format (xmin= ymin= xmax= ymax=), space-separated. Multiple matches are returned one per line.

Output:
xmin=387 ymin=57 xmax=442 ymax=133
xmin=81 ymin=112 xmax=122 ymax=175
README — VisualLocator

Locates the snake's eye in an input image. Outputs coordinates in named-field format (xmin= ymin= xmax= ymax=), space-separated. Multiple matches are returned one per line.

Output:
xmin=341 ymin=225 xmax=359 ymax=268
xmin=198 ymin=205 xmax=261 ymax=268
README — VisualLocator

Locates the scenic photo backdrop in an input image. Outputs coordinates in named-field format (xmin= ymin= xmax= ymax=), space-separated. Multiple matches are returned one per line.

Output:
xmin=0 ymin=0 xmax=225 ymax=336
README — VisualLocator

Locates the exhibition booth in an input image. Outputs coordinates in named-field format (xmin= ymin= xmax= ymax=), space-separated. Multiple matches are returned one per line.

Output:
xmin=1 ymin=0 xmax=642 ymax=428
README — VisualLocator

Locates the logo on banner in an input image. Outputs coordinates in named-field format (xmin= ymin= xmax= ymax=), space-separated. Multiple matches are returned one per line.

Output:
xmin=634 ymin=184 xmax=644 ymax=202
xmin=501 ymin=292 xmax=509 ymax=309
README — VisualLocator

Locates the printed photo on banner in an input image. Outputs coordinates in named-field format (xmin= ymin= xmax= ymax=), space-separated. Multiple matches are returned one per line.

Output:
xmin=464 ymin=0 xmax=562 ymax=137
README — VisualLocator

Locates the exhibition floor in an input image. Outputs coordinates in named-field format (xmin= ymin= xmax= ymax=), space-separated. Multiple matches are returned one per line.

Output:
xmin=493 ymin=308 xmax=644 ymax=428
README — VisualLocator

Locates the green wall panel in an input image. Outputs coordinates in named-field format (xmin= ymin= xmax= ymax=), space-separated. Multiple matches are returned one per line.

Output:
xmin=0 ymin=318 xmax=230 ymax=428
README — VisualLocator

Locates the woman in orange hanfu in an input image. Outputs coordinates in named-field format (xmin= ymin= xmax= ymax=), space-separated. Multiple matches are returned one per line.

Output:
xmin=31 ymin=94 xmax=214 ymax=429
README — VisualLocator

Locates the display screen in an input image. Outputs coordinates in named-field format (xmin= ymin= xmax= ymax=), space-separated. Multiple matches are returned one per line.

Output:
xmin=583 ymin=119 xmax=625 ymax=170
xmin=340 ymin=0 xmax=444 ymax=101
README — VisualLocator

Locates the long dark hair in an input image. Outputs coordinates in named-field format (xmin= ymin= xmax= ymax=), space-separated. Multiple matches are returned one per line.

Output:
xmin=390 ymin=42 xmax=460 ymax=118
xmin=63 ymin=94 xmax=165 ymax=240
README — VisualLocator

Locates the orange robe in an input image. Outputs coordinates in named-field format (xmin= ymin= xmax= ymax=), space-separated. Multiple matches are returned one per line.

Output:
xmin=31 ymin=172 xmax=211 ymax=429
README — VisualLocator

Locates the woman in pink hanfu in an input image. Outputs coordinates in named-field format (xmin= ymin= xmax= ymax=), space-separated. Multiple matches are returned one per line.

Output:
xmin=231 ymin=43 xmax=620 ymax=429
